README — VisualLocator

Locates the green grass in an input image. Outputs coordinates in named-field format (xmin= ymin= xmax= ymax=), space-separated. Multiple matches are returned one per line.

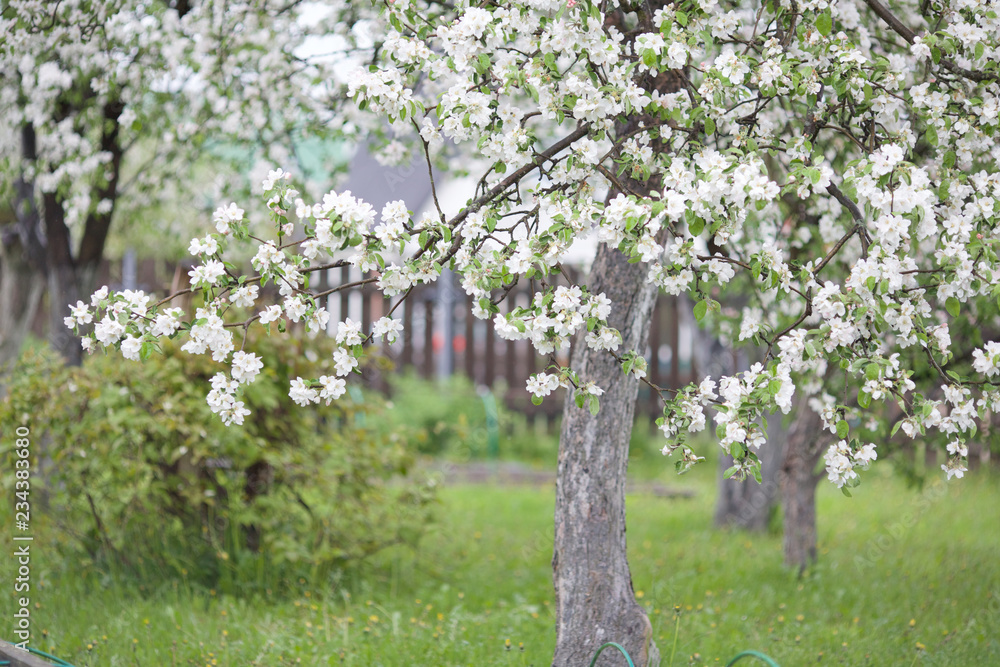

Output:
xmin=5 ymin=462 xmax=1000 ymax=666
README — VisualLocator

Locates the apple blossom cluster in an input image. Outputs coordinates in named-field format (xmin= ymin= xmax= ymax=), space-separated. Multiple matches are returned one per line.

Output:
xmin=824 ymin=440 xmax=878 ymax=489
xmin=495 ymin=286 xmax=616 ymax=356
xmin=66 ymin=0 xmax=1000 ymax=487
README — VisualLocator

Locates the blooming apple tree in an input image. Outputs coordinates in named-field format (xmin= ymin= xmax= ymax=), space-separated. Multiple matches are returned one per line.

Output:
xmin=65 ymin=0 xmax=1000 ymax=492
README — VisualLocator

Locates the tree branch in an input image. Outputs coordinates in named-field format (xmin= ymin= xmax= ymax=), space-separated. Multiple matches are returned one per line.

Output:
xmin=862 ymin=0 xmax=997 ymax=82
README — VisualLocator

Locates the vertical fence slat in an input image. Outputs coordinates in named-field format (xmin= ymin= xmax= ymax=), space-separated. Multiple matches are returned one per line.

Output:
xmin=422 ymin=297 xmax=435 ymax=380
xmin=649 ymin=298 xmax=662 ymax=418
xmin=402 ymin=290 xmax=414 ymax=369
xmin=465 ymin=294 xmax=476 ymax=382
xmin=484 ymin=301 xmax=496 ymax=388
xmin=339 ymin=265 xmax=350 ymax=324
xmin=668 ymin=296 xmax=680 ymax=391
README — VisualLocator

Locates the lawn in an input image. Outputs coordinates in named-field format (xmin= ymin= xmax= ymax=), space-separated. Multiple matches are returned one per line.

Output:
xmin=6 ymin=461 xmax=999 ymax=666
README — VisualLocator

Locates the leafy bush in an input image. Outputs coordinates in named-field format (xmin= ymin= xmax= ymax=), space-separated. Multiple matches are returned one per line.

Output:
xmin=0 ymin=334 xmax=435 ymax=590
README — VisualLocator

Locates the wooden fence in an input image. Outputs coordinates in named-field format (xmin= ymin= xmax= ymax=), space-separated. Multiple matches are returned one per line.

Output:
xmin=72 ymin=256 xmax=700 ymax=425
xmin=311 ymin=264 xmax=699 ymax=426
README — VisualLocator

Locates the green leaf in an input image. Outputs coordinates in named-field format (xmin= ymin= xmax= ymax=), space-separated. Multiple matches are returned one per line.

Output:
xmin=938 ymin=179 xmax=950 ymax=201
xmin=837 ymin=419 xmax=849 ymax=439
xmin=816 ymin=10 xmax=833 ymax=36
xmin=943 ymin=151 xmax=956 ymax=169
xmin=731 ymin=442 xmax=746 ymax=460
xmin=858 ymin=390 xmax=871 ymax=409
xmin=841 ymin=486 xmax=853 ymax=497
xmin=689 ymin=217 xmax=705 ymax=236
xmin=945 ymin=297 xmax=960 ymax=318
xmin=693 ymin=299 xmax=709 ymax=323
xmin=532 ymin=395 xmax=543 ymax=406
xmin=865 ymin=363 xmax=880 ymax=381
xmin=704 ymin=117 xmax=715 ymax=135
xmin=589 ymin=397 xmax=600 ymax=416
xmin=925 ymin=126 xmax=938 ymax=147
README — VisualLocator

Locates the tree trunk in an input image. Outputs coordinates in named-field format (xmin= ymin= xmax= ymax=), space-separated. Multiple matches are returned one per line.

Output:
xmin=715 ymin=412 xmax=787 ymax=531
xmin=1 ymin=124 xmax=47 ymax=369
xmin=780 ymin=399 xmax=827 ymax=573
xmin=42 ymin=191 xmax=83 ymax=366
xmin=702 ymin=343 xmax=784 ymax=531
xmin=552 ymin=243 xmax=660 ymax=667
xmin=0 ymin=229 xmax=45 ymax=369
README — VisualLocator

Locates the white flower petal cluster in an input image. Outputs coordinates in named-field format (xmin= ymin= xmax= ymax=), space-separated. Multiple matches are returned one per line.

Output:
xmin=207 ymin=373 xmax=251 ymax=426
xmin=214 ymin=204 xmax=244 ymax=236
xmin=289 ymin=377 xmax=319 ymax=407
xmin=231 ymin=351 xmax=263 ymax=384
xmin=372 ymin=317 xmax=404 ymax=344
xmin=181 ymin=308 xmax=233 ymax=362
xmin=526 ymin=373 xmax=561 ymax=398
xmin=972 ymin=342 xmax=1000 ymax=378
xmin=150 ymin=308 xmax=184 ymax=338
xmin=824 ymin=440 xmax=877 ymax=488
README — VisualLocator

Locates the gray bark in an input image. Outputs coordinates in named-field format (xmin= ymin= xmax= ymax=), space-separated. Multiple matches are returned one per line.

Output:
xmin=0 ymin=229 xmax=45 ymax=370
xmin=780 ymin=399 xmax=828 ymax=572
xmin=552 ymin=244 xmax=660 ymax=667
xmin=1 ymin=124 xmax=47 ymax=370
xmin=550 ymin=15 xmax=684 ymax=659
xmin=715 ymin=412 xmax=787 ymax=531
xmin=698 ymin=342 xmax=784 ymax=531
xmin=42 ymin=191 xmax=83 ymax=366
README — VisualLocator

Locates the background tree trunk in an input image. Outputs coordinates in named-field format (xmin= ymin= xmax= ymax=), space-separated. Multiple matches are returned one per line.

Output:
xmin=42 ymin=191 xmax=83 ymax=366
xmin=716 ymin=413 xmax=787 ymax=531
xmin=552 ymin=244 xmax=660 ymax=667
xmin=0 ymin=230 xmax=45 ymax=370
xmin=780 ymin=398 xmax=828 ymax=572
xmin=1 ymin=124 xmax=47 ymax=369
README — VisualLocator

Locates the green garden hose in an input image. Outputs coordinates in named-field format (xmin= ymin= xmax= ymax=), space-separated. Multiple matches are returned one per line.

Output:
xmin=26 ymin=646 xmax=75 ymax=666
xmin=0 ymin=644 xmax=75 ymax=667
xmin=725 ymin=650 xmax=780 ymax=667
xmin=477 ymin=386 xmax=500 ymax=459
xmin=586 ymin=643 xmax=779 ymax=667
xmin=588 ymin=642 xmax=636 ymax=667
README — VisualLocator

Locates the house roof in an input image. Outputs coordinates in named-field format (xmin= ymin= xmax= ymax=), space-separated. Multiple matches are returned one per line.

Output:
xmin=340 ymin=145 xmax=439 ymax=215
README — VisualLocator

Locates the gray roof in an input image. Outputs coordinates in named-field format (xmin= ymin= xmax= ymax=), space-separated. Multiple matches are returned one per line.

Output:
xmin=340 ymin=145 xmax=440 ymax=215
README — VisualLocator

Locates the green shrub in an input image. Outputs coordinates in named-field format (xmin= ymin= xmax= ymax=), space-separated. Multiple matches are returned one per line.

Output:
xmin=0 ymin=334 xmax=435 ymax=591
